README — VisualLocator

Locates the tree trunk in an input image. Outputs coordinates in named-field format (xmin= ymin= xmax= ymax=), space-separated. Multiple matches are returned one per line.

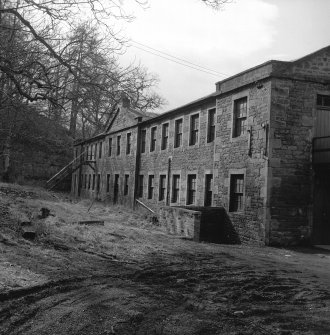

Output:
xmin=2 ymin=127 xmax=12 ymax=182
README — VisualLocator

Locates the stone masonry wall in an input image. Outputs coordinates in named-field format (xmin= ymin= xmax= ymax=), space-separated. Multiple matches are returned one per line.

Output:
xmin=74 ymin=106 xmax=140 ymax=207
xmin=267 ymin=47 xmax=330 ymax=245
xmin=138 ymin=100 xmax=216 ymax=210
xmin=158 ymin=207 xmax=201 ymax=241
xmin=268 ymin=79 xmax=326 ymax=245
xmin=213 ymin=81 xmax=271 ymax=245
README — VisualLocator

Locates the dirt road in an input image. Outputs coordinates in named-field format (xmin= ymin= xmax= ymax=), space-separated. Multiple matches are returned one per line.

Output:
xmin=1 ymin=183 xmax=330 ymax=334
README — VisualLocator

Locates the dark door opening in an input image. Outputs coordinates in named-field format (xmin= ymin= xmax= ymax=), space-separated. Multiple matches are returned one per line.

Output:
xmin=114 ymin=174 xmax=119 ymax=204
xmin=313 ymin=169 xmax=330 ymax=244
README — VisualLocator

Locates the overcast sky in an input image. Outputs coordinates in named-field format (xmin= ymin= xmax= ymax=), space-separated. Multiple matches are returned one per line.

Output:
xmin=119 ymin=0 xmax=330 ymax=112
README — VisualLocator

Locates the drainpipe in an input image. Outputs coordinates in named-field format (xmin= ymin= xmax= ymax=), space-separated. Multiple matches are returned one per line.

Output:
xmin=77 ymin=145 xmax=83 ymax=197
xmin=166 ymin=157 xmax=172 ymax=206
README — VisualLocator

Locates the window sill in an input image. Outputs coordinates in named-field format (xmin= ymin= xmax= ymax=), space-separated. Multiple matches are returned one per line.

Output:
xmin=230 ymin=135 xmax=248 ymax=143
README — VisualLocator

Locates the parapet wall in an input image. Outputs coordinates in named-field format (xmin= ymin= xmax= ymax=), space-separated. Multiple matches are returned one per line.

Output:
xmin=159 ymin=207 xmax=201 ymax=241
xmin=159 ymin=206 xmax=240 ymax=244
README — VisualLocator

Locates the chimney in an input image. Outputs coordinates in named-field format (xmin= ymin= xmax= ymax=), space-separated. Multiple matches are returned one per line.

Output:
xmin=121 ymin=93 xmax=130 ymax=108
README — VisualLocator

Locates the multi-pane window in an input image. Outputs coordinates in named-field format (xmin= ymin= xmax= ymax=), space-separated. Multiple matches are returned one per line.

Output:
xmin=229 ymin=174 xmax=244 ymax=212
xmin=126 ymin=133 xmax=131 ymax=155
xmin=138 ymin=175 xmax=144 ymax=198
xmin=150 ymin=126 xmax=157 ymax=152
xmin=172 ymin=174 xmax=180 ymax=203
xmin=207 ymin=108 xmax=216 ymax=143
xmin=187 ymin=174 xmax=197 ymax=205
xmin=174 ymin=118 xmax=183 ymax=148
xmin=84 ymin=174 xmax=87 ymax=189
xmin=148 ymin=175 xmax=154 ymax=199
xmin=159 ymin=175 xmax=166 ymax=201
xmin=92 ymin=174 xmax=95 ymax=190
xmin=140 ymin=129 xmax=146 ymax=153
xmin=124 ymin=175 xmax=129 ymax=195
xmin=88 ymin=174 xmax=91 ymax=189
xmin=317 ymin=94 xmax=330 ymax=108
xmin=108 ymin=138 xmax=112 ymax=156
xmin=233 ymin=97 xmax=247 ymax=138
xmin=204 ymin=174 xmax=213 ymax=206
xmin=189 ymin=114 xmax=199 ymax=145
xmin=99 ymin=142 xmax=103 ymax=158
xmin=161 ymin=123 xmax=169 ymax=150
xmin=117 ymin=135 xmax=121 ymax=155
xmin=106 ymin=174 xmax=110 ymax=193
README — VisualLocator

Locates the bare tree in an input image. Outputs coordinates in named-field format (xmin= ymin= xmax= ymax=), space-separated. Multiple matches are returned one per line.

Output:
xmin=0 ymin=1 xmax=164 ymax=137
xmin=201 ymin=0 xmax=232 ymax=9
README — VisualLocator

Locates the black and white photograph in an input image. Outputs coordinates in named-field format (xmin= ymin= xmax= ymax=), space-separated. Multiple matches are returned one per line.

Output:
xmin=1 ymin=0 xmax=330 ymax=334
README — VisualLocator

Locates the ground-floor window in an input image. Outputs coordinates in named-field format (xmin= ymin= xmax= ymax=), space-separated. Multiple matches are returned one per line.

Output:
xmin=159 ymin=175 xmax=166 ymax=201
xmin=106 ymin=174 xmax=110 ymax=193
xmin=229 ymin=174 xmax=244 ymax=212
xmin=92 ymin=174 xmax=95 ymax=190
xmin=124 ymin=175 xmax=129 ymax=195
xmin=148 ymin=175 xmax=154 ymax=199
xmin=88 ymin=174 xmax=91 ymax=189
xmin=187 ymin=174 xmax=197 ymax=205
xmin=204 ymin=174 xmax=213 ymax=206
xmin=172 ymin=175 xmax=180 ymax=203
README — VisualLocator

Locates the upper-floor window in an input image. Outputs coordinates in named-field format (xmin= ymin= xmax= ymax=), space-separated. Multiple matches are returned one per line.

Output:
xmin=229 ymin=174 xmax=244 ymax=212
xmin=140 ymin=129 xmax=146 ymax=153
xmin=126 ymin=133 xmax=131 ymax=155
xmin=99 ymin=142 xmax=103 ymax=158
xmin=189 ymin=114 xmax=199 ymax=146
xmin=233 ymin=97 xmax=247 ymax=138
xmin=207 ymin=108 xmax=216 ymax=143
xmin=117 ymin=135 xmax=121 ymax=156
xmin=148 ymin=175 xmax=154 ymax=199
xmin=187 ymin=174 xmax=197 ymax=205
xmin=317 ymin=94 xmax=330 ymax=109
xmin=150 ymin=126 xmax=157 ymax=152
xmin=161 ymin=123 xmax=169 ymax=150
xmin=174 ymin=118 xmax=183 ymax=148
xmin=108 ymin=138 xmax=112 ymax=156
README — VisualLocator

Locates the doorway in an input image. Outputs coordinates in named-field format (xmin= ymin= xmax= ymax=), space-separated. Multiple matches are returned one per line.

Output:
xmin=114 ymin=174 xmax=119 ymax=204
xmin=313 ymin=168 xmax=330 ymax=244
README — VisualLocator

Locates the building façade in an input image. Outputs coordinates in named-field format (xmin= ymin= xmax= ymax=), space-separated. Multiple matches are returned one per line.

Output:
xmin=71 ymin=45 xmax=330 ymax=246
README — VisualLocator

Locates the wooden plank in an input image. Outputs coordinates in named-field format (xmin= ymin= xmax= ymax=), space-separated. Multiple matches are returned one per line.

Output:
xmin=78 ymin=220 xmax=104 ymax=225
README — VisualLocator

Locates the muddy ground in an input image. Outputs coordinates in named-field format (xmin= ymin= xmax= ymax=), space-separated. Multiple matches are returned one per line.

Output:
xmin=0 ymin=182 xmax=330 ymax=334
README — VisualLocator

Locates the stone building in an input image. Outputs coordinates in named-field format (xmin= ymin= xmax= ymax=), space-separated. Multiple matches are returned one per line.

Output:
xmin=71 ymin=45 xmax=330 ymax=246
